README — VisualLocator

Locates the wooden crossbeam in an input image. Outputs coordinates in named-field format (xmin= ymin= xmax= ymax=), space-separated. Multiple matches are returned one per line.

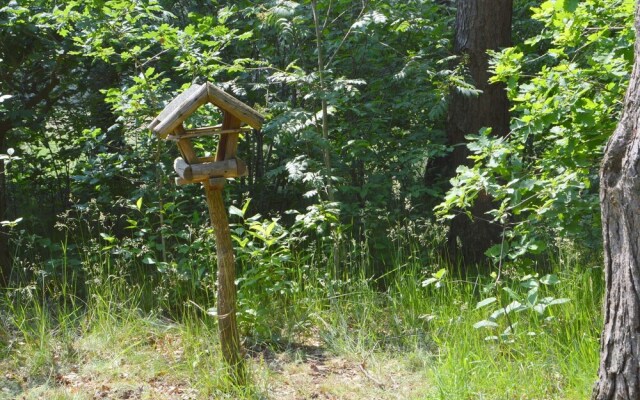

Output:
xmin=173 ymin=157 xmax=247 ymax=183
xmin=166 ymin=126 xmax=250 ymax=141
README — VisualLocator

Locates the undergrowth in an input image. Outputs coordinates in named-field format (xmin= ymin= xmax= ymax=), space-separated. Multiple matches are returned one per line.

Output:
xmin=0 ymin=217 xmax=603 ymax=399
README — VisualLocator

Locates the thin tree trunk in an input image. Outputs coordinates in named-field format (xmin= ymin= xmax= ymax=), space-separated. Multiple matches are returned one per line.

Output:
xmin=310 ymin=0 xmax=334 ymax=202
xmin=0 ymin=121 xmax=12 ymax=286
xmin=593 ymin=4 xmax=640 ymax=398
xmin=444 ymin=0 xmax=512 ymax=267
xmin=311 ymin=0 xmax=343 ymax=273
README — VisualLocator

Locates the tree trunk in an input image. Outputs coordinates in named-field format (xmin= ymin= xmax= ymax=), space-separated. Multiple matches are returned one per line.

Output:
xmin=593 ymin=4 xmax=640 ymax=398
xmin=445 ymin=0 xmax=512 ymax=266
xmin=310 ymin=0 xmax=335 ymax=202
xmin=0 ymin=121 xmax=12 ymax=286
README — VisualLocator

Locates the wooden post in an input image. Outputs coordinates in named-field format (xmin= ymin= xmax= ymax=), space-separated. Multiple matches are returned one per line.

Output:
xmin=204 ymin=177 xmax=245 ymax=382
xmin=148 ymin=81 xmax=265 ymax=385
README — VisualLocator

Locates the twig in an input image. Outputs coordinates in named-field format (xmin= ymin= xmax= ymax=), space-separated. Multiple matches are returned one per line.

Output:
xmin=324 ymin=1 xmax=367 ymax=68
xmin=358 ymin=363 xmax=385 ymax=389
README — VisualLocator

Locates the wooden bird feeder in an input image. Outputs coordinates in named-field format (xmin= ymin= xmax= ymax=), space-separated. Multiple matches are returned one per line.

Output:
xmin=149 ymin=82 xmax=264 ymax=381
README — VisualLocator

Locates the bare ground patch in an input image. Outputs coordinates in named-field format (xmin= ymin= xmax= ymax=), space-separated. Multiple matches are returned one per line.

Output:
xmin=1 ymin=328 xmax=431 ymax=400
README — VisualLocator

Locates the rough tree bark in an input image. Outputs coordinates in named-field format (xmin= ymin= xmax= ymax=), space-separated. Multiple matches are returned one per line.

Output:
xmin=593 ymin=4 xmax=640 ymax=399
xmin=444 ymin=0 xmax=512 ymax=267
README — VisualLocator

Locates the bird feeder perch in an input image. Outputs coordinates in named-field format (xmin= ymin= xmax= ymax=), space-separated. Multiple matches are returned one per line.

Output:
xmin=149 ymin=82 xmax=264 ymax=381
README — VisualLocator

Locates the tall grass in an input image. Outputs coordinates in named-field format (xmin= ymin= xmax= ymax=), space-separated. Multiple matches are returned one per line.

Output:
xmin=0 ymin=218 xmax=603 ymax=399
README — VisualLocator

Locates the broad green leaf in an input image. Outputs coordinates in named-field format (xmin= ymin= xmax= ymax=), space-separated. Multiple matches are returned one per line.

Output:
xmin=540 ymin=274 xmax=560 ymax=285
xmin=527 ymin=287 xmax=539 ymax=306
xmin=265 ymin=221 xmax=277 ymax=237
xmin=505 ymin=300 xmax=526 ymax=314
xmin=490 ymin=308 xmax=505 ymax=320
xmin=422 ymin=277 xmax=438 ymax=287
xmin=229 ymin=205 xmax=244 ymax=218
xmin=433 ymin=268 xmax=447 ymax=279
xmin=520 ymin=278 xmax=539 ymax=289
xmin=474 ymin=320 xmax=499 ymax=329
xmin=534 ymin=304 xmax=547 ymax=315
xmin=100 ymin=233 xmax=116 ymax=243
xmin=485 ymin=244 xmax=504 ymax=258
xmin=548 ymin=298 xmax=571 ymax=306
xmin=502 ymin=322 xmax=518 ymax=334
xmin=476 ymin=297 xmax=497 ymax=309
xmin=503 ymin=287 xmax=521 ymax=301
xmin=557 ymin=0 xmax=579 ymax=12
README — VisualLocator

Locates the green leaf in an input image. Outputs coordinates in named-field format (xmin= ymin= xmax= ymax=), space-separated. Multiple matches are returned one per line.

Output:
xmin=136 ymin=197 xmax=143 ymax=211
xmin=535 ymin=303 xmax=548 ymax=314
xmin=100 ymin=233 xmax=116 ymax=243
xmin=142 ymin=257 xmax=156 ymax=265
xmin=527 ymin=287 xmax=539 ymax=306
xmin=229 ymin=205 xmax=244 ymax=218
xmin=422 ymin=277 xmax=438 ymax=287
xmin=502 ymin=287 xmax=521 ymax=301
xmin=540 ymin=274 xmax=560 ymax=285
xmin=504 ymin=301 xmax=526 ymax=314
xmin=433 ymin=268 xmax=447 ymax=279
xmin=502 ymin=322 xmax=518 ymax=334
xmin=548 ymin=298 xmax=571 ymax=306
xmin=520 ymin=277 xmax=539 ymax=289
xmin=474 ymin=320 xmax=499 ymax=329
xmin=490 ymin=308 xmax=505 ymax=320
xmin=265 ymin=221 xmax=276 ymax=237
xmin=241 ymin=199 xmax=252 ymax=215
xmin=476 ymin=297 xmax=497 ymax=309
xmin=485 ymin=244 xmax=504 ymax=258
xmin=557 ymin=0 xmax=579 ymax=12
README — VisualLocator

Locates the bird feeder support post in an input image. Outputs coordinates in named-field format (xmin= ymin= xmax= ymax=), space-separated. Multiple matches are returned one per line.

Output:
xmin=203 ymin=177 xmax=244 ymax=380
xmin=148 ymin=82 xmax=264 ymax=385
xmin=203 ymin=111 xmax=245 ymax=380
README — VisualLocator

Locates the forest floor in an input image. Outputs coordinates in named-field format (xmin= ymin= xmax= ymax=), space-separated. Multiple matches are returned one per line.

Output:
xmin=1 ymin=323 xmax=429 ymax=400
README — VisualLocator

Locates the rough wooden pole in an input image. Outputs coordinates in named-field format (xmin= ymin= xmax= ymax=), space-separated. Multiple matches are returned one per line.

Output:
xmin=203 ymin=178 xmax=244 ymax=382
xmin=148 ymin=82 xmax=265 ymax=385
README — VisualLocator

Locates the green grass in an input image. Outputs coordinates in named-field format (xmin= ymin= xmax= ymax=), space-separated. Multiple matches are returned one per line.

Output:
xmin=0 ymin=234 xmax=603 ymax=399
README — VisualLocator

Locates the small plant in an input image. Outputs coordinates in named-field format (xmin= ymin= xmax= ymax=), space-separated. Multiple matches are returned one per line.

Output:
xmin=421 ymin=268 xmax=447 ymax=289
xmin=473 ymin=273 xmax=571 ymax=342
xmin=226 ymin=199 xmax=298 ymax=339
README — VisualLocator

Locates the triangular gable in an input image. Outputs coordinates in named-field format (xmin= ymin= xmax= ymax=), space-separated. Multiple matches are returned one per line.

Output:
xmin=149 ymin=82 xmax=264 ymax=139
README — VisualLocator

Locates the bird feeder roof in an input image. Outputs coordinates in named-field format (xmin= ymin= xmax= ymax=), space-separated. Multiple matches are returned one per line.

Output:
xmin=148 ymin=82 xmax=264 ymax=139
